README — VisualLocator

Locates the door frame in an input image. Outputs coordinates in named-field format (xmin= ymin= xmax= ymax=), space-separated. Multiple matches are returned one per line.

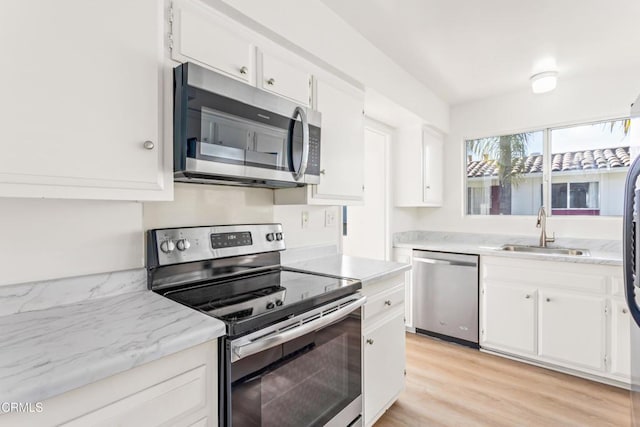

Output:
xmin=361 ymin=117 xmax=392 ymax=260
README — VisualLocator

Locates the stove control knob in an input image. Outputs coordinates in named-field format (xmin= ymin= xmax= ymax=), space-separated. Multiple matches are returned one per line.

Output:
xmin=275 ymin=232 xmax=283 ymax=241
xmin=275 ymin=300 xmax=283 ymax=306
xmin=160 ymin=240 xmax=175 ymax=253
xmin=266 ymin=233 xmax=275 ymax=242
xmin=176 ymin=239 xmax=191 ymax=251
xmin=266 ymin=302 xmax=275 ymax=310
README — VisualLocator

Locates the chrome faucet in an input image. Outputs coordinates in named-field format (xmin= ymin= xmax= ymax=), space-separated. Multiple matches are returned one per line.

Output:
xmin=536 ymin=206 xmax=555 ymax=247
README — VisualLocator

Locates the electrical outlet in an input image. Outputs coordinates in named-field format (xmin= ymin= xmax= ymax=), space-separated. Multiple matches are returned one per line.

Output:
xmin=301 ymin=211 xmax=309 ymax=229
xmin=325 ymin=210 xmax=336 ymax=227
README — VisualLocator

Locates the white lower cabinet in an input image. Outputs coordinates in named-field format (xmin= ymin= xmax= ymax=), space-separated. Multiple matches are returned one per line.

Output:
xmin=611 ymin=299 xmax=632 ymax=379
xmin=1 ymin=341 xmax=218 ymax=426
xmin=359 ymin=275 xmax=406 ymax=426
xmin=482 ymin=283 xmax=536 ymax=355
xmin=480 ymin=256 xmax=629 ymax=385
xmin=363 ymin=313 xmax=405 ymax=426
xmin=538 ymin=291 xmax=606 ymax=371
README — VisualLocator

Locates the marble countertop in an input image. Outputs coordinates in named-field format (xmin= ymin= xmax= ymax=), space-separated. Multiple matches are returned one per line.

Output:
xmin=393 ymin=231 xmax=622 ymax=266
xmin=284 ymin=255 xmax=411 ymax=285
xmin=0 ymin=270 xmax=225 ymax=403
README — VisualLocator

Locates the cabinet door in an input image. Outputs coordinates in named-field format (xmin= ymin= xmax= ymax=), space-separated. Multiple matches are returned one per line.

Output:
xmin=611 ymin=299 xmax=631 ymax=379
xmin=481 ymin=283 xmax=536 ymax=355
xmin=393 ymin=249 xmax=413 ymax=328
xmin=422 ymin=128 xmax=443 ymax=206
xmin=172 ymin=0 xmax=254 ymax=83
xmin=260 ymin=51 xmax=311 ymax=106
xmin=313 ymin=79 xmax=364 ymax=203
xmin=394 ymin=125 xmax=443 ymax=207
xmin=363 ymin=313 xmax=405 ymax=426
xmin=538 ymin=291 xmax=606 ymax=371
xmin=0 ymin=0 xmax=165 ymax=200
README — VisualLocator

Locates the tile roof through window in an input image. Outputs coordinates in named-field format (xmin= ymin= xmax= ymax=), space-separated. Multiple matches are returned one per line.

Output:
xmin=466 ymin=147 xmax=631 ymax=178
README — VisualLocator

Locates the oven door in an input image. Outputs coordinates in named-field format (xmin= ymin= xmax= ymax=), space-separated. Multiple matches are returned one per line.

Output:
xmin=223 ymin=296 xmax=365 ymax=427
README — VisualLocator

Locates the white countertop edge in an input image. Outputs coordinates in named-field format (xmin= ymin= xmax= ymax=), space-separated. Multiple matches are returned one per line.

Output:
xmin=0 ymin=291 xmax=225 ymax=403
xmin=394 ymin=242 xmax=622 ymax=266
xmin=284 ymin=254 xmax=411 ymax=285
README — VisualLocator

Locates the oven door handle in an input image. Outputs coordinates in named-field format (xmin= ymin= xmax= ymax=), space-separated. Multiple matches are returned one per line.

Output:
xmin=231 ymin=296 xmax=366 ymax=362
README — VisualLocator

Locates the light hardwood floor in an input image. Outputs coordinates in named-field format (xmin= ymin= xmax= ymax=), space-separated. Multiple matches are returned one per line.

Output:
xmin=376 ymin=333 xmax=630 ymax=427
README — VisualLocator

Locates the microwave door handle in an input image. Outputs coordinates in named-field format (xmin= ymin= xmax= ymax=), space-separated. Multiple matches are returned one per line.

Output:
xmin=293 ymin=106 xmax=309 ymax=181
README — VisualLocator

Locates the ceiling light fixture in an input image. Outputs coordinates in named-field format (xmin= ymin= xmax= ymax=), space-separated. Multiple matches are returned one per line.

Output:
xmin=530 ymin=71 xmax=558 ymax=94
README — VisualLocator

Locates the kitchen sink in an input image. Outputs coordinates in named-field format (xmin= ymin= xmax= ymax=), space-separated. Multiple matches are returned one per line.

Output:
xmin=500 ymin=244 xmax=591 ymax=256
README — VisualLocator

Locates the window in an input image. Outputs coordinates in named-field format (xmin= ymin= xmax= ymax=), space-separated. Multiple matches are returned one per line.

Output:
xmin=550 ymin=121 xmax=630 ymax=216
xmin=465 ymin=119 xmax=631 ymax=216
xmin=466 ymin=131 xmax=544 ymax=215
xmin=551 ymin=182 xmax=600 ymax=214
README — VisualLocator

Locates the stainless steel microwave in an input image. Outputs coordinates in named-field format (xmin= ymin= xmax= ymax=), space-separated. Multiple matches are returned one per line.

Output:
xmin=173 ymin=62 xmax=321 ymax=188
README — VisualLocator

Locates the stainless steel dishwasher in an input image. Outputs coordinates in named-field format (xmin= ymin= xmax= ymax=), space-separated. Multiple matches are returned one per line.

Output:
xmin=412 ymin=250 xmax=479 ymax=347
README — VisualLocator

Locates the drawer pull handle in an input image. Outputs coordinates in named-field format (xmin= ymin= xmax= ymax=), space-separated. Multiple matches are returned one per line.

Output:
xmin=239 ymin=66 xmax=248 ymax=75
xmin=267 ymin=78 xmax=276 ymax=85
xmin=525 ymin=294 xmax=531 ymax=299
xmin=623 ymin=308 xmax=629 ymax=314
xmin=366 ymin=339 xmax=374 ymax=345
xmin=384 ymin=300 xmax=392 ymax=306
xmin=546 ymin=298 xmax=551 ymax=302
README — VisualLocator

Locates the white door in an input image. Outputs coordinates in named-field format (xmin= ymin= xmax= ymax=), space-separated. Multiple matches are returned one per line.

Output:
xmin=343 ymin=126 xmax=388 ymax=260
xmin=538 ymin=291 xmax=606 ymax=371
xmin=481 ymin=283 xmax=537 ymax=355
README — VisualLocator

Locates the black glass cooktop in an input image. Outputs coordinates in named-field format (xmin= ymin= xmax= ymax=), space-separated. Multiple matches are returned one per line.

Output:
xmin=160 ymin=268 xmax=361 ymax=337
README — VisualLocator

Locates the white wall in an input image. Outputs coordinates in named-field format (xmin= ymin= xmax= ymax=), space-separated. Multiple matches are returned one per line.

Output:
xmin=0 ymin=183 xmax=343 ymax=286
xmin=417 ymin=68 xmax=640 ymax=240
xmin=0 ymin=199 xmax=143 ymax=286
xmin=273 ymin=205 xmax=341 ymax=250
xmin=143 ymin=184 xmax=273 ymax=229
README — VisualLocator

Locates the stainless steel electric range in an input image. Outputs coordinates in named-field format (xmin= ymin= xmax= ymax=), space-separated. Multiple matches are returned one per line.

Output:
xmin=147 ymin=224 xmax=365 ymax=427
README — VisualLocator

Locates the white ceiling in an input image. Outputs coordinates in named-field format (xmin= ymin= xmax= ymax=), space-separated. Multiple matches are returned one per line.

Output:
xmin=320 ymin=0 xmax=640 ymax=105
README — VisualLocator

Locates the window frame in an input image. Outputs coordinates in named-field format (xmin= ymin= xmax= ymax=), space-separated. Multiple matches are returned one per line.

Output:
xmin=462 ymin=116 xmax=629 ymax=218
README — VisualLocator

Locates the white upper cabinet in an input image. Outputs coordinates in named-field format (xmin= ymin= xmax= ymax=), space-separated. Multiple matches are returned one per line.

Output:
xmin=171 ymin=0 xmax=255 ymax=84
xmin=394 ymin=125 xmax=444 ymax=207
xmin=422 ymin=127 xmax=444 ymax=206
xmin=274 ymin=77 xmax=365 ymax=205
xmin=313 ymin=78 xmax=365 ymax=202
xmin=0 ymin=0 xmax=170 ymax=201
xmin=259 ymin=51 xmax=311 ymax=106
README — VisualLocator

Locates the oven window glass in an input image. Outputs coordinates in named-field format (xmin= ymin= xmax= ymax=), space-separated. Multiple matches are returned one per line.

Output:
xmin=231 ymin=314 xmax=361 ymax=427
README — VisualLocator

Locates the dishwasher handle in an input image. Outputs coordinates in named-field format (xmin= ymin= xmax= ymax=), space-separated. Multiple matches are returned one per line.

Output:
xmin=413 ymin=257 xmax=477 ymax=268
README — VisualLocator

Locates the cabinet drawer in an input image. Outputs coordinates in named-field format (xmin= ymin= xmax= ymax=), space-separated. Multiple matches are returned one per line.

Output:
xmin=63 ymin=365 xmax=207 ymax=427
xmin=364 ymin=283 xmax=405 ymax=322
